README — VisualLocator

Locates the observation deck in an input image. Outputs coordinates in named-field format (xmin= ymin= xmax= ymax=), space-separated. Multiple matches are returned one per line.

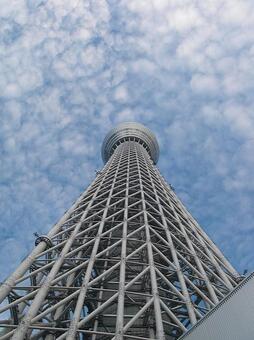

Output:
xmin=101 ymin=122 xmax=159 ymax=164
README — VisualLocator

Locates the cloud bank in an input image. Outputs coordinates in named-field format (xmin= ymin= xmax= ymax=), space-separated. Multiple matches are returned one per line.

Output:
xmin=0 ymin=0 xmax=254 ymax=279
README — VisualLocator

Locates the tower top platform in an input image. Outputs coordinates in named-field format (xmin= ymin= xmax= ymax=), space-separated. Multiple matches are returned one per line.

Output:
xmin=101 ymin=122 xmax=160 ymax=164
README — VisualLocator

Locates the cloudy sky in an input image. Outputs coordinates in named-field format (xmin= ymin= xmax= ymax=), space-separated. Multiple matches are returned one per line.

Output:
xmin=1 ymin=0 xmax=254 ymax=281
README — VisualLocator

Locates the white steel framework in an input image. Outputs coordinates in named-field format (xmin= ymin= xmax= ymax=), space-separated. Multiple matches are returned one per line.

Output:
xmin=0 ymin=123 xmax=240 ymax=339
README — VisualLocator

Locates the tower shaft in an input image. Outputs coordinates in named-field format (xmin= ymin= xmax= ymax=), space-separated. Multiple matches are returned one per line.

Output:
xmin=0 ymin=126 xmax=239 ymax=340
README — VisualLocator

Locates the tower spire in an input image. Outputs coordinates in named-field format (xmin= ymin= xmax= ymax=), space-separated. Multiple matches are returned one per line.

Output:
xmin=0 ymin=122 xmax=239 ymax=339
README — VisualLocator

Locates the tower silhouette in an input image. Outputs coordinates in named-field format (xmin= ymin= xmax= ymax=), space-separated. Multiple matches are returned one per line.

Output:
xmin=0 ymin=122 xmax=240 ymax=340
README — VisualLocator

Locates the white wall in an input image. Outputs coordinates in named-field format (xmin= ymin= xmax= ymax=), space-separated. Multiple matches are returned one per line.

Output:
xmin=180 ymin=273 xmax=254 ymax=340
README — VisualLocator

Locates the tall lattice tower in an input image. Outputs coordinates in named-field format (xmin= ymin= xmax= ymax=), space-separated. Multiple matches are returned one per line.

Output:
xmin=0 ymin=122 xmax=240 ymax=340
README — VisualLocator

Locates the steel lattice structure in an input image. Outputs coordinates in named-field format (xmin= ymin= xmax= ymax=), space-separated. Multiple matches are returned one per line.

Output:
xmin=0 ymin=122 xmax=240 ymax=340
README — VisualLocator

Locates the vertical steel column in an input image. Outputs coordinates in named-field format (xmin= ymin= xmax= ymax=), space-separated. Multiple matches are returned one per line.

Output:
xmin=135 ymin=143 xmax=165 ymax=340
xmin=114 ymin=142 xmax=130 ymax=340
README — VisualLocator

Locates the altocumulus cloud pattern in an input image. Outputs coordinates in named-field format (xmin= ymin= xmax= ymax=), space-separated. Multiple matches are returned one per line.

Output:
xmin=0 ymin=0 xmax=254 ymax=281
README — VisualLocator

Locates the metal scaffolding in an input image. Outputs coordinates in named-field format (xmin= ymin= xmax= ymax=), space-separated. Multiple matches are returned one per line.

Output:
xmin=0 ymin=122 xmax=240 ymax=339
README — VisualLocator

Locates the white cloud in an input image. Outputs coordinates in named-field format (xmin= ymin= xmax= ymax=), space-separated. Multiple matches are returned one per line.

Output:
xmin=115 ymin=109 xmax=137 ymax=123
xmin=167 ymin=6 xmax=204 ymax=32
xmin=114 ymin=85 xmax=129 ymax=102
xmin=151 ymin=0 xmax=169 ymax=11
xmin=223 ymin=103 xmax=254 ymax=138
xmin=220 ymin=1 xmax=253 ymax=25
xmin=191 ymin=73 xmax=219 ymax=94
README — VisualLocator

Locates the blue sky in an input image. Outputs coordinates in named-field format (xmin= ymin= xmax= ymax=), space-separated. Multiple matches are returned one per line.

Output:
xmin=0 ymin=0 xmax=254 ymax=281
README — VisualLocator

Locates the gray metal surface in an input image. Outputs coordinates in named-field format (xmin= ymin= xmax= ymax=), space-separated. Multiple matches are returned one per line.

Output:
xmin=101 ymin=122 xmax=160 ymax=164
xmin=0 ymin=124 xmax=240 ymax=339
xmin=179 ymin=272 xmax=254 ymax=340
